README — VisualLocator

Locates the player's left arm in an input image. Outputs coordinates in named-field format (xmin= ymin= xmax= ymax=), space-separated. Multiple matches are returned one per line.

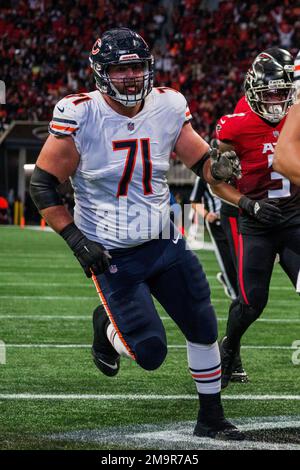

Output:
xmin=211 ymin=181 xmax=283 ymax=224
xmin=211 ymin=139 xmax=283 ymax=224
xmin=273 ymin=103 xmax=300 ymax=186
xmin=209 ymin=181 xmax=242 ymax=207
xmin=175 ymin=123 xmax=241 ymax=184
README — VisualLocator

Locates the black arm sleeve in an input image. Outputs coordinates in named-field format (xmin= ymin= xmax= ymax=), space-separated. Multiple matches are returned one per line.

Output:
xmin=190 ymin=151 xmax=211 ymax=179
xmin=30 ymin=166 xmax=63 ymax=211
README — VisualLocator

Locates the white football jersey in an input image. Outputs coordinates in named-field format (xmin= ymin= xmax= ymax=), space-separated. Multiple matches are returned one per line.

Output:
xmin=49 ymin=88 xmax=192 ymax=249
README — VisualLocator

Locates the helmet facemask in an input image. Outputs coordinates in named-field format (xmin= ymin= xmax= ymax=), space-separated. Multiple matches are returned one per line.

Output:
xmin=245 ymin=55 xmax=296 ymax=123
xmin=91 ymin=59 xmax=153 ymax=107
xmin=246 ymin=81 xmax=296 ymax=123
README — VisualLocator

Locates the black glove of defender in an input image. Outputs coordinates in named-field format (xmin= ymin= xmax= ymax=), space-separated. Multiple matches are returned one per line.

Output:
xmin=238 ymin=196 xmax=283 ymax=225
xmin=210 ymin=148 xmax=242 ymax=181
xmin=60 ymin=222 xmax=111 ymax=277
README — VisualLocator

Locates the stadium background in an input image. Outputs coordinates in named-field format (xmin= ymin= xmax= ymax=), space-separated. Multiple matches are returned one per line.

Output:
xmin=0 ymin=0 xmax=300 ymax=451
xmin=1 ymin=0 xmax=300 ymax=223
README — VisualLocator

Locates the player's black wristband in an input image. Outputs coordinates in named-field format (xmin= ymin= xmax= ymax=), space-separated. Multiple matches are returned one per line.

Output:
xmin=60 ymin=222 xmax=85 ymax=250
xmin=238 ymin=195 xmax=254 ymax=215
xmin=60 ymin=222 xmax=110 ymax=277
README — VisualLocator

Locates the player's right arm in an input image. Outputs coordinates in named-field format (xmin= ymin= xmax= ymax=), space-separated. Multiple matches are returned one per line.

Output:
xmin=273 ymin=103 xmax=300 ymax=186
xmin=30 ymin=100 xmax=110 ymax=277
xmin=30 ymin=134 xmax=79 ymax=233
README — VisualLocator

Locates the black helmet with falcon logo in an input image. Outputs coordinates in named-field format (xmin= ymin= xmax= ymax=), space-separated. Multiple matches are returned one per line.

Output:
xmin=244 ymin=48 xmax=296 ymax=123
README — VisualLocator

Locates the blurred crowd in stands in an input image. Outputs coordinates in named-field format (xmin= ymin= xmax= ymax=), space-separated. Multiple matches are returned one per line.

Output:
xmin=0 ymin=0 xmax=166 ymax=132
xmin=159 ymin=0 xmax=300 ymax=138
xmin=1 ymin=0 xmax=300 ymax=139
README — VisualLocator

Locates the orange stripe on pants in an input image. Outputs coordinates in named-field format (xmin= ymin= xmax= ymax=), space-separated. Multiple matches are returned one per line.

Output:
xmin=92 ymin=274 xmax=136 ymax=360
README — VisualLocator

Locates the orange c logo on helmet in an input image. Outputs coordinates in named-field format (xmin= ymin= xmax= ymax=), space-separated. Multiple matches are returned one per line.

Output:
xmin=92 ymin=38 xmax=102 ymax=55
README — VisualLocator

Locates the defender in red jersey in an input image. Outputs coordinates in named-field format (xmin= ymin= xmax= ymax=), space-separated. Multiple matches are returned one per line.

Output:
xmin=211 ymin=49 xmax=300 ymax=388
xmin=233 ymin=49 xmax=300 ymax=288
xmin=217 ymin=110 xmax=300 ymax=234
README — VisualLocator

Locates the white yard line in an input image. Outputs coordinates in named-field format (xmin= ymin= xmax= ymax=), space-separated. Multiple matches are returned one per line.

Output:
xmin=0 ymin=393 xmax=299 ymax=400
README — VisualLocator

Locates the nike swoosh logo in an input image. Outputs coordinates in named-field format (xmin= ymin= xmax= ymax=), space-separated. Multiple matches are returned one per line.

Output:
xmin=57 ymin=106 xmax=64 ymax=113
xmin=98 ymin=358 xmax=118 ymax=370
xmin=220 ymin=119 xmax=226 ymax=124
xmin=172 ymin=234 xmax=180 ymax=244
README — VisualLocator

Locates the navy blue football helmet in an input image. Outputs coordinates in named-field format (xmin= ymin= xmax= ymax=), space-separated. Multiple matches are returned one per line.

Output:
xmin=89 ymin=28 xmax=154 ymax=107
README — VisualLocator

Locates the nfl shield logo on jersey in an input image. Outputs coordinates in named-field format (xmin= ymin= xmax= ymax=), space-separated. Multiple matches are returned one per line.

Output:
xmin=273 ymin=130 xmax=280 ymax=138
xmin=109 ymin=264 xmax=118 ymax=274
xmin=127 ymin=122 xmax=135 ymax=131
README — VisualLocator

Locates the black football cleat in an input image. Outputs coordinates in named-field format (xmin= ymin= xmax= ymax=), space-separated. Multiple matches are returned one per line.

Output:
xmin=231 ymin=352 xmax=249 ymax=383
xmin=230 ymin=368 xmax=249 ymax=383
xmin=219 ymin=336 xmax=237 ymax=389
xmin=194 ymin=417 xmax=245 ymax=440
xmin=91 ymin=305 xmax=120 ymax=377
xmin=195 ymin=395 xmax=245 ymax=440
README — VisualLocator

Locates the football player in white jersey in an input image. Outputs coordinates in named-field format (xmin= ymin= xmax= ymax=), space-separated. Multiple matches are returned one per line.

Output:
xmin=30 ymin=28 xmax=243 ymax=440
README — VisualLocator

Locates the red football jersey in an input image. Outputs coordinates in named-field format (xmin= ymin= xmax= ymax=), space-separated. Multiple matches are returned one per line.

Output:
xmin=216 ymin=110 xmax=300 ymax=212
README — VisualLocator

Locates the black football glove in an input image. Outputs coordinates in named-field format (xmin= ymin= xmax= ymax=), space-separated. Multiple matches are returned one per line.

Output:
xmin=210 ymin=147 xmax=242 ymax=182
xmin=60 ymin=222 xmax=111 ymax=277
xmin=238 ymin=196 xmax=283 ymax=225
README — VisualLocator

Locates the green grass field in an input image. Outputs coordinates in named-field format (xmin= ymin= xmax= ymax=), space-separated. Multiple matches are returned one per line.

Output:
xmin=0 ymin=226 xmax=299 ymax=450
